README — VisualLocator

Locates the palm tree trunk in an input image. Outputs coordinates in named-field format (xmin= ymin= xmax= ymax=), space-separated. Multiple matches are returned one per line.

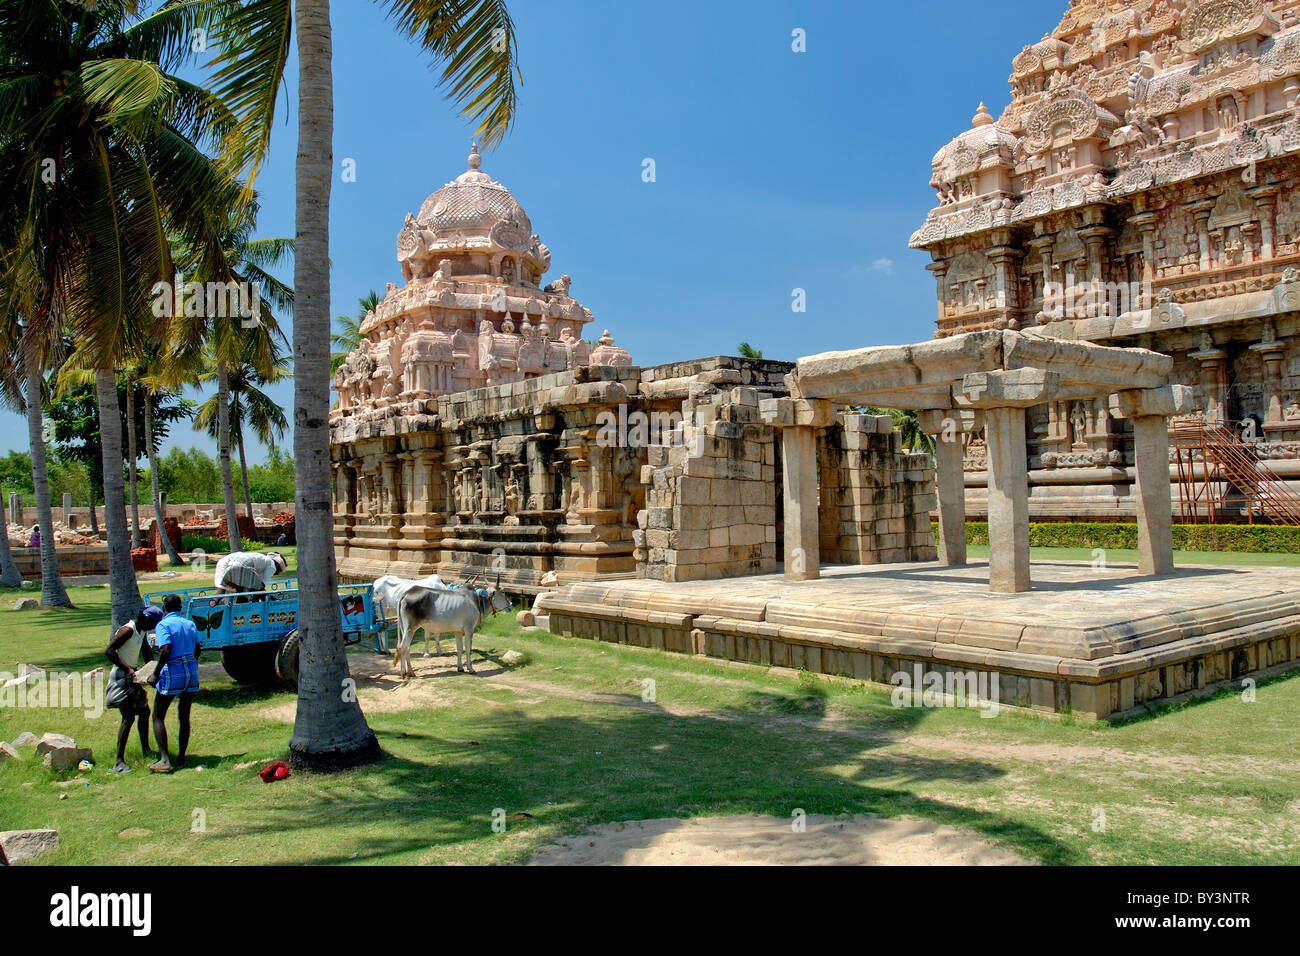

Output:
xmin=238 ymin=431 xmax=254 ymax=520
xmin=94 ymin=368 xmax=141 ymax=632
xmin=24 ymin=360 xmax=72 ymax=607
xmin=216 ymin=359 xmax=243 ymax=551
xmin=0 ymin=490 xmax=22 ymax=587
xmin=145 ymin=391 xmax=184 ymax=566
xmin=88 ymin=491 xmax=99 ymax=537
xmin=289 ymin=0 xmax=380 ymax=771
xmin=126 ymin=380 xmax=142 ymax=549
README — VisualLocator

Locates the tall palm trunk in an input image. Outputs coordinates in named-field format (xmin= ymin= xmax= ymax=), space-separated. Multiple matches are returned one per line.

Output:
xmin=216 ymin=359 xmax=243 ymax=550
xmin=126 ymin=380 xmax=142 ymax=548
xmin=238 ymin=431 xmax=254 ymax=520
xmin=145 ymin=392 xmax=183 ymax=566
xmin=0 ymin=492 xmax=22 ymax=587
xmin=24 ymin=360 xmax=72 ymax=607
xmin=88 ymin=492 xmax=100 ymax=537
xmin=94 ymin=368 xmax=142 ymax=632
xmin=289 ymin=0 xmax=380 ymax=771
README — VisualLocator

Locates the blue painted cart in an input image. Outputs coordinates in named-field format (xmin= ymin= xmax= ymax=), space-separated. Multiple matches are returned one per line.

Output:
xmin=146 ymin=579 xmax=396 ymax=687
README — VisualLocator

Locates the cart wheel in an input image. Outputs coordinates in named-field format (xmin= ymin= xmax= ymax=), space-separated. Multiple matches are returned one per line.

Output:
xmin=220 ymin=644 xmax=280 ymax=686
xmin=275 ymin=629 xmax=300 ymax=688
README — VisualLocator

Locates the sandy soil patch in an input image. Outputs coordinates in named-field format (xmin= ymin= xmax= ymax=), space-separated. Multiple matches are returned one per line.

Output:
xmin=525 ymin=813 xmax=1030 ymax=866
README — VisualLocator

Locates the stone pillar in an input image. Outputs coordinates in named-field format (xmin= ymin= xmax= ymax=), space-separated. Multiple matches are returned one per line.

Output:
xmin=961 ymin=369 xmax=1060 ymax=593
xmin=926 ymin=259 xmax=950 ymax=327
xmin=1249 ymin=187 xmax=1278 ymax=261
xmin=1189 ymin=201 xmax=1216 ymax=273
xmin=1111 ymin=386 xmax=1191 ymax=577
xmin=1189 ymin=343 xmax=1227 ymax=425
xmin=62 ymin=492 xmax=72 ymax=525
xmin=759 ymin=397 xmax=831 ymax=581
xmin=782 ymin=427 xmax=819 ymax=581
xmin=918 ymin=408 xmax=974 ymax=566
xmin=1251 ymin=334 xmax=1287 ymax=425
xmin=1131 ymin=212 xmax=1158 ymax=287
xmin=8 ymin=492 xmax=21 ymax=528
xmin=985 ymin=406 xmax=1030 ymax=593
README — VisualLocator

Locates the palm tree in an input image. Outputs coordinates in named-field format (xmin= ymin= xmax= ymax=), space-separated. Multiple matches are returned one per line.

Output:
xmin=212 ymin=0 xmax=519 ymax=769
xmin=194 ymin=342 xmax=291 ymax=518
xmin=0 ymin=1 xmax=246 ymax=630
xmin=737 ymin=342 xmax=763 ymax=359
xmin=0 ymin=315 xmax=74 ymax=606
xmin=0 ymin=491 xmax=20 ymax=587
xmin=171 ymin=222 xmax=292 ymax=550
xmin=331 ymin=290 xmax=381 ymax=372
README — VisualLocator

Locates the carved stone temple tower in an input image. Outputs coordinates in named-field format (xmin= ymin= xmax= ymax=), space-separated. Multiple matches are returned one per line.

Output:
xmin=331 ymin=144 xmax=631 ymax=417
xmin=912 ymin=0 xmax=1300 ymax=520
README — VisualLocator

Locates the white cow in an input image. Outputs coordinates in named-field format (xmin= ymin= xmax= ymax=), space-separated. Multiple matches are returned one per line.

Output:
xmin=394 ymin=583 xmax=512 ymax=677
xmin=372 ymin=573 xmax=453 ymax=656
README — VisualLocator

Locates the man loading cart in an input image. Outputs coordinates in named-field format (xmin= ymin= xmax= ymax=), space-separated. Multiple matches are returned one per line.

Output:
xmin=212 ymin=550 xmax=287 ymax=594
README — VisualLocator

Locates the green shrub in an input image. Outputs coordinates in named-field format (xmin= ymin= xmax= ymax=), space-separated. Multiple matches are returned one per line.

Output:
xmin=180 ymin=534 xmax=224 ymax=554
xmin=932 ymin=521 xmax=1300 ymax=554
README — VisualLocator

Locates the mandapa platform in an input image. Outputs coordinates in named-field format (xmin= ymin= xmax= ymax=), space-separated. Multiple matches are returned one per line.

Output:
xmin=535 ymin=561 xmax=1300 ymax=719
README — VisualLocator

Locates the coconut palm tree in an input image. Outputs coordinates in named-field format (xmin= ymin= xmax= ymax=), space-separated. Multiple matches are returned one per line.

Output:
xmin=211 ymin=0 xmax=519 ymax=769
xmin=331 ymin=290 xmax=381 ymax=372
xmin=0 ymin=0 xmax=247 ymax=630
xmin=0 ymin=312 xmax=74 ymax=606
xmin=194 ymin=341 xmax=291 ymax=518
xmin=170 ymin=221 xmax=292 ymax=550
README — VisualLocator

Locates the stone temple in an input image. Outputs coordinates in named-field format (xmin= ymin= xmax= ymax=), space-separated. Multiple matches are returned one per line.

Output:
xmin=330 ymin=1 xmax=1300 ymax=720
xmin=913 ymin=0 xmax=1300 ymax=520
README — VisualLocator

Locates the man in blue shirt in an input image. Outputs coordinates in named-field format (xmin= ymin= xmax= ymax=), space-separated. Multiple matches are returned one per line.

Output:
xmin=147 ymin=594 xmax=201 ymax=772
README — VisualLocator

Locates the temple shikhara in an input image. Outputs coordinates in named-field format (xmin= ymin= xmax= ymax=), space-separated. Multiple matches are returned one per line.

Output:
xmin=329 ymin=1 xmax=1300 ymax=719
xmin=332 ymin=144 xmax=630 ymax=413
xmin=912 ymin=0 xmax=1300 ymax=518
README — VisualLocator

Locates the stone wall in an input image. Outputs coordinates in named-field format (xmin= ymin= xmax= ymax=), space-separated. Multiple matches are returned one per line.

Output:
xmin=637 ymin=386 xmax=777 ymax=582
xmin=331 ymin=356 xmax=794 ymax=591
xmin=820 ymin=414 xmax=939 ymax=564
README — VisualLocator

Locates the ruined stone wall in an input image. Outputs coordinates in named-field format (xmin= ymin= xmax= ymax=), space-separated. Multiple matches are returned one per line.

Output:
xmin=637 ymin=386 xmax=777 ymax=582
xmin=819 ymin=414 xmax=939 ymax=564
xmin=331 ymin=356 xmax=793 ymax=591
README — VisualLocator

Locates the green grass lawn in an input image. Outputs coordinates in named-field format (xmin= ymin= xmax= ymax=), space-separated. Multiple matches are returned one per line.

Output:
xmin=1 ymin=551 xmax=1298 ymax=866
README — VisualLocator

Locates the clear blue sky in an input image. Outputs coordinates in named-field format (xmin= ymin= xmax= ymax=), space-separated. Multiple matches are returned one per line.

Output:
xmin=0 ymin=0 xmax=1059 ymax=463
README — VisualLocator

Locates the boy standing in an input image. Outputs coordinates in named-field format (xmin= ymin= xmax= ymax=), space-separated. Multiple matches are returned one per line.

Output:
xmin=147 ymin=594 xmax=201 ymax=772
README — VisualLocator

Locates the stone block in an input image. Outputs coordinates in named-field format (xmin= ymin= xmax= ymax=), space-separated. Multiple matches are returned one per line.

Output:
xmin=34 ymin=733 xmax=75 ymax=755
xmin=0 ymin=829 xmax=59 ymax=864
xmin=43 ymin=746 xmax=93 ymax=771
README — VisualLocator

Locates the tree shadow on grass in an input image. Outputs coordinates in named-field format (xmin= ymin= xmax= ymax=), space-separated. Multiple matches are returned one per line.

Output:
xmin=207 ymin=690 xmax=1080 ymax=866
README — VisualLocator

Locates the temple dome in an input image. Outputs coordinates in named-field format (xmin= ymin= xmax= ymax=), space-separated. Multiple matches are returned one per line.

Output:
xmin=416 ymin=144 xmax=532 ymax=238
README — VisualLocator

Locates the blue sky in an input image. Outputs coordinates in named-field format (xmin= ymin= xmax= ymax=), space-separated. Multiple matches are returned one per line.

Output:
xmin=0 ymin=0 xmax=1061 ymax=463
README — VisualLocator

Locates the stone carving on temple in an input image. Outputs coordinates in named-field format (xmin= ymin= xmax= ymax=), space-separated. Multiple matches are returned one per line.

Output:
xmin=912 ymin=0 xmax=1300 ymax=521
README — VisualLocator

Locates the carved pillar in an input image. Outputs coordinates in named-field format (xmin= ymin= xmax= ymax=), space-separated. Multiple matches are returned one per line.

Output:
xmin=1250 ymin=332 xmax=1288 ymax=425
xmin=1131 ymin=212 xmax=1159 ymax=287
xmin=1188 ymin=200 xmax=1217 ymax=273
xmin=1189 ymin=342 xmax=1228 ymax=425
xmin=1249 ymin=186 xmax=1279 ymax=262
xmin=1029 ymin=235 xmax=1054 ymax=322
xmin=926 ymin=258 xmax=950 ymax=327
xmin=987 ymin=245 xmax=1021 ymax=326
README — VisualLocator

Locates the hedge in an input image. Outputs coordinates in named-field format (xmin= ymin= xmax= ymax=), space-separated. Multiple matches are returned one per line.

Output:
xmin=930 ymin=521 xmax=1300 ymax=554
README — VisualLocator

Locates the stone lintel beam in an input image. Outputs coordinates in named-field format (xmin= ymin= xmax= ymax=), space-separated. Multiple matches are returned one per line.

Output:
xmin=960 ymin=369 xmax=1060 ymax=409
xmin=831 ymin=386 xmax=957 ymax=411
xmin=758 ymin=397 xmax=833 ymax=429
xmin=916 ymin=408 xmax=979 ymax=434
xmin=1108 ymin=384 xmax=1193 ymax=420
xmin=1002 ymin=332 xmax=1171 ymax=391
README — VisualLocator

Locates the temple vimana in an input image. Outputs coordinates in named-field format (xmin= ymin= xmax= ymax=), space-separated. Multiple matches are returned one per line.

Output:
xmin=913 ymin=0 xmax=1300 ymax=518
xmin=330 ymin=0 xmax=1300 ymax=717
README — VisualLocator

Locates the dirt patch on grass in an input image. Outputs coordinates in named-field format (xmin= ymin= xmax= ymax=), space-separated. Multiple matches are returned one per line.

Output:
xmin=525 ymin=813 xmax=1031 ymax=866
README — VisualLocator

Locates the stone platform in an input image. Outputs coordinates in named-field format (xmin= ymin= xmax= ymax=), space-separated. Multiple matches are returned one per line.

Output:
xmin=537 ymin=560 xmax=1300 ymax=719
